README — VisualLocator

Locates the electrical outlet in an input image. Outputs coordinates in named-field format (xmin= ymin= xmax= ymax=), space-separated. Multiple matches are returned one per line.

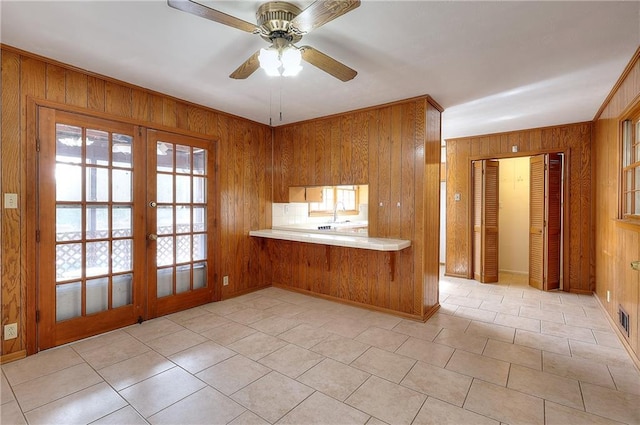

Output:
xmin=223 ymin=275 xmax=229 ymax=286
xmin=4 ymin=323 xmax=17 ymax=340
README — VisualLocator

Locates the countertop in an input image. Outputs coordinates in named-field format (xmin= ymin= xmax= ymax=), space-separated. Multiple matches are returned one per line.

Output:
xmin=249 ymin=229 xmax=411 ymax=251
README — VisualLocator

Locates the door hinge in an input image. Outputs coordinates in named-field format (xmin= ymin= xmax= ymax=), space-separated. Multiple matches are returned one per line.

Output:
xmin=35 ymin=310 xmax=40 ymax=323
xmin=139 ymin=128 xmax=142 ymax=137
xmin=36 ymin=230 xmax=40 ymax=243
xmin=213 ymin=218 xmax=217 ymax=228
xmin=36 ymin=138 xmax=41 ymax=152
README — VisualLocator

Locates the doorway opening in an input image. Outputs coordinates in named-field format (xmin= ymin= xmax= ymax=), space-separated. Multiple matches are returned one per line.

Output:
xmin=471 ymin=153 xmax=565 ymax=291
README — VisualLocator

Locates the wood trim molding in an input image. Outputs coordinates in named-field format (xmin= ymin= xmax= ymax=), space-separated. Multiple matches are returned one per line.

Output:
xmin=593 ymin=45 xmax=640 ymax=122
xmin=0 ymin=350 xmax=26 ymax=364
xmin=446 ymin=121 xmax=593 ymax=144
xmin=27 ymin=96 xmax=221 ymax=141
xmin=271 ymin=283 xmax=427 ymax=321
xmin=1 ymin=43 xmax=268 ymax=127
xmin=275 ymin=95 xmax=443 ymax=129
xmin=593 ymin=294 xmax=640 ymax=371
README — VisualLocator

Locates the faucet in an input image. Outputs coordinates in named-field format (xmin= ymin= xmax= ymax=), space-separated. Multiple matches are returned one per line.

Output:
xmin=333 ymin=201 xmax=346 ymax=223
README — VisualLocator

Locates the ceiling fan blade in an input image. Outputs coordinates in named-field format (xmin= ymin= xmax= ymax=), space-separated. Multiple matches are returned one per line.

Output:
xmin=291 ymin=0 xmax=360 ymax=34
xmin=167 ymin=0 xmax=257 ymax=33
xmin=230 ymin=50 xmax=261 ymax=79
xmin=300 ymin=46 xmax=357 ymax=82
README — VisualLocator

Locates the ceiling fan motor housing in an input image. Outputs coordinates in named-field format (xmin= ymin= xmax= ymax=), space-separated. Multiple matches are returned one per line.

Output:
xmin=257 ymin=1 xmax=303 ymax=43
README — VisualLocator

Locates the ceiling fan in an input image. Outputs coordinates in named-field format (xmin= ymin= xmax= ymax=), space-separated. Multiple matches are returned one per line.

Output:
xmin=167 ymin=0 xmax=360 ymax=81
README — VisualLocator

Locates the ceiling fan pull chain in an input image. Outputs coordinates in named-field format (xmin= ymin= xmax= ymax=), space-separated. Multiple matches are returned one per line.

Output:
xmin=279 ymin=82 xmax=283 ymax=122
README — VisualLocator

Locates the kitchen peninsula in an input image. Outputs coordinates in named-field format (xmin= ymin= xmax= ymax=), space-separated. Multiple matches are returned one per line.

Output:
xmin=250 ymin=95 xmax=443 ymax=322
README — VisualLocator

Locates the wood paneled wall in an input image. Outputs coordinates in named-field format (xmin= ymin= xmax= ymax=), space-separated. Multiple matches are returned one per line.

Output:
xmin=593 ymin=47 xmax=640 ymax=362
xmin=445 ymin=122 xmax=594 ymax=293
xmin=264 ymin=97 xmax=442 ymax=319
xmin=0 ymin=46 xmax=272 ymax=358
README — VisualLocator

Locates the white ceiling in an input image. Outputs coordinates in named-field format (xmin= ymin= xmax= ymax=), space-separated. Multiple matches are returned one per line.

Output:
xmin=1 ymin=1 xmax=639 ymax=140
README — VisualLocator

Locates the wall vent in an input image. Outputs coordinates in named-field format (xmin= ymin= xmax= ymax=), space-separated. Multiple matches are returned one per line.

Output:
xmin=618 ymin=305 xmax=630 ymax=337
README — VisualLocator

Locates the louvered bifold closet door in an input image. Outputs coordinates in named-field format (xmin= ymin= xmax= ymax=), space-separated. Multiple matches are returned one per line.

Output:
xmin=529 ymin=154 xmax=562 ymax=291
xmin=529 ymin=155 xmax=545 ymax=290
xmin=483 ymin=161 xmax=499 ymax=283
xmin=546 ymin=153 xmax=562 ymax=290
xmin=473 ymin=161 xmax=483 ymax=281
xmin=472 ymin=160 xmax=499 ymax=283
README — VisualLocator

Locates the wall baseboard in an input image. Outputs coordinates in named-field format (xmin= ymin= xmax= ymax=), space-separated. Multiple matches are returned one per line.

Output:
xmin=1 ymin=350 xmax=26 ymax=364
xmin=593 ymin=294 xmax=640 ymax=372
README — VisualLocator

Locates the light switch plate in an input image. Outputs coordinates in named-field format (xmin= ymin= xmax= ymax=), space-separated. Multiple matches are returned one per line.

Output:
xmin=4 ymin=193 xmax=18 ymax=209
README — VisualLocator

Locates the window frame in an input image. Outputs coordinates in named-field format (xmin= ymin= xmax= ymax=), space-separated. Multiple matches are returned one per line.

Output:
xmin=308 ymin=185 xmax=360 ymax=217
xmin=621 ymin=112 xmax=640 ymax=220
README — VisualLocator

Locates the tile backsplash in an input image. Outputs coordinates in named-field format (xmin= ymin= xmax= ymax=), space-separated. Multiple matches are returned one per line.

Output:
xmin=272 ymin=203 xmax=369 ymax=226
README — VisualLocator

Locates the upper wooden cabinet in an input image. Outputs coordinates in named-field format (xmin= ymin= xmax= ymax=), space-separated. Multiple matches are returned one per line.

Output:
xmin=305 ymin=187 xmax=324 ymax=202
xmin=288 ymin=186 xmax=324 ymax=203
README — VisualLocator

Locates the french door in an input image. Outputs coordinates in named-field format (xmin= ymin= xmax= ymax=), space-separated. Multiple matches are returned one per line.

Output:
xmin=36 ymin=108 xmax=215 ymax=350
xmin=146 ymin=130 xmax=215 ymax=317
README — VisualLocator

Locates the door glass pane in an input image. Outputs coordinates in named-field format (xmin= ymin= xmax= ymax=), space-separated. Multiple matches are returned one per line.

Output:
xmin=193 ymin=149 xmax=206 ymax=175
xmin=193 ymin=177 xmax=206 ymax=203
xmin=176 ymin=206 xmax=191 ymax=233
xmin=56 ymin=124 xmax=82 ymax=164
xmin=51 ymin=117 xmax=136 ymax=333
xmin=176 ymin=145 xmax=191 ymax=173
xmin=56 ymin=164 xmax=82 ymax=201
xmin=176 ymin=175 xmax=191 ymax=203
xmin=157 ymin=206 xmax=174 ymax=234
xmin=57 ymin=243 xmax=82 ymax=281
xmin=157 ymin=236 xmax=174 ymax=267
xmin=86 ymin=277 xmax=108 ymax=315
xmin=176 ymin=235 xmax=191 ymax=263
xmin=86 ymin=167 xmax=109 ymax=202
xmin=113 ymin=274 xmax=133 ymax=308
xmin=86 ymin=129 xmax=109 ymax=166
xmin=157 ymin=268 xmax=173 ymax=298
xmin=113 ymin=239 xmax=133 ymax=273
xmin=626 ymin=192 xmax=632 ymax=215
xmin=113 ymin=169 xmax=132 ymax=202
xmin=635 ymin=191 xmax=640 ymax=215
xmin=86 ymin=241 xmax=109 ymax=277
xmin=151 ymin=136 xmax=209 ymax=301
xmin=86 ymin=205 xmax=109 ymax=239
xmin=56 ymin=282 xmax=82 ymax=322
xmin=113 ymin=134 xmax=132 ymax=168
xmin=194 ymin=262 xmax=206 ymax=289
xmin=193 ymin=234 xmax=206 ymax=261
xmin=157 ymin=142 xmax=173 ymax=172
xmin=157 ymin=173 xmax=173 ymax=203
xmin=113 ymin=206 xmax=132 ymax=238
xmin=193 ymin=207 xmax=206 ymax=232
xmin=57 ymin=206 xmax=82 ymax=242
xmin=176 ymin=265 xmax=191 ymax=293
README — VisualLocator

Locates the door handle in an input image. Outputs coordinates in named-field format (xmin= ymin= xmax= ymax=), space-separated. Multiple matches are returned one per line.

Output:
xmin=631 ymin=261 xmax=640 ymax=271
xmin=147 ymin=234 xmax=158 ymax=241
xmin=149 ymin=201 xmax=157 ymax=208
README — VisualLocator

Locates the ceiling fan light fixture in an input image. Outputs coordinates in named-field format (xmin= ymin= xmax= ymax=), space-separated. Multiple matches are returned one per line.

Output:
xmin=258 ymin=47 xmax=281 ymax=76
xmin=281 ymin=46 xmax=302 ymax=76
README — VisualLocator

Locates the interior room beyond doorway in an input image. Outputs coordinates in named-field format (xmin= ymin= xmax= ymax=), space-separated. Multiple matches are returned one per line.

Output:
xmin=498 ymin=157 xmax=531 ymax=277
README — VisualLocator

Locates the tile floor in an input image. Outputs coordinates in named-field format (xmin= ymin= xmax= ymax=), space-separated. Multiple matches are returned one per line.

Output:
xmin=2 ymin=272 xmax=640 ymax=425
